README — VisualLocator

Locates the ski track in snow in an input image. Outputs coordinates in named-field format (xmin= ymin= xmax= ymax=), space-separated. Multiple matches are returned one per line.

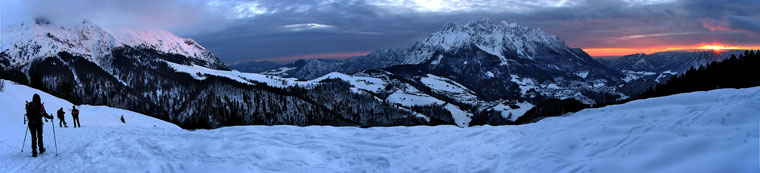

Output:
xmin=1 ymin=79 xmax=759 ymax=172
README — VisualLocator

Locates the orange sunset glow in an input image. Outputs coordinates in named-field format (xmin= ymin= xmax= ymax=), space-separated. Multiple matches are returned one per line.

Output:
xmin=697 ymin=45 xmax=738 ymax=51
xmin=584 ymin=44 xmax=760 ymax=57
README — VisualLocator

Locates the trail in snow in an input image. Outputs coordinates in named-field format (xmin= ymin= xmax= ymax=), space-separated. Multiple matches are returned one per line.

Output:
xmin=1 ymin=80 xmax=759 ymax=172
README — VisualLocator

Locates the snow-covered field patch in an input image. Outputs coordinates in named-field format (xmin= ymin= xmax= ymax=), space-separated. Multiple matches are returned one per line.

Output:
xmin=444 ymin=104 xmax=472 ymax=127
xmin=310 ymin=72 xmax=386 ymax=93
xmin=510 ymin=74 xmax=538 ymax=95
xmin=420 ymin=74 xmax=479 ymax=104
xmin=575 ymin=71 xmax=589 ymax=79
xmin=166 ymin=61 xmax=296 ymax=88
xmin=622 ymin=70 xmax=656 ymax=82
xmin=491 ymin=102 xmax=534 ymax=121
xmin=386 ymin=91 xmax=444 ymax=107
xmin=261 ymin=67 xmax=296 ymax=76
xmin=655 ymin=70 xmax=678 ymax=83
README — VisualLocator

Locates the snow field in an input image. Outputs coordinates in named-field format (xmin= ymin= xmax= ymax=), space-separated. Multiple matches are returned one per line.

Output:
xmin=2 ymin=80 xmax=758 ymax=172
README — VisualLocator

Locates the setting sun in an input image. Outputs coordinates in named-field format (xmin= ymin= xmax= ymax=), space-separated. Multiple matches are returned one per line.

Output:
xmin=700 ymin=45 xmax=722 ymax=51
xmin=697 ymin=45 xmax=739 ymax=52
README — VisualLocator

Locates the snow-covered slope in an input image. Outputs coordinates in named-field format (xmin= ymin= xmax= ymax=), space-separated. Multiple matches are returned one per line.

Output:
xmin=167 ymin=62 xmax=477 ymax=126
xmin=420 ymin=74 xmax=479 ymax=104
xmin=3 ymin=20 xmax=469 ymax=128
xmin=0 ymin=80 xmax=179 ymax=129
xmin=1 ymin=20 xmax=444 ymax=128
xmin=0 ymin=19 xmax=219 ymax=67
xmin=166 ymin=61 xmax=298 ymax=88
xmin=167 ymin=62 xmax=386 ymax=93
xmin=2 ymin=80 xmax=757 ymax=172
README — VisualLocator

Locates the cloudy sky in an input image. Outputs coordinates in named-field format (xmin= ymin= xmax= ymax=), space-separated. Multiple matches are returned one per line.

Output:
xmin=2 ymin=0 xmax=760 ymax=63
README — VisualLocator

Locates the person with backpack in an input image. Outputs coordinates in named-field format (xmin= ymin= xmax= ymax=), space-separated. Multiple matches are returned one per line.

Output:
xmin=57 ymin=108 xmax=68 ymax=128
xmin=25 ymin=94 xmax=53 ymax=157
xmin=72 ymin=106 xmax=81 ymax=128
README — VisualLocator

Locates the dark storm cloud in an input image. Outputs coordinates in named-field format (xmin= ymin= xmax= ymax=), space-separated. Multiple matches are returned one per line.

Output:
xmin=725 ymin=15 xmax=760 ymax=34
xmin=191 ymin=0 xmax=563 ymax=62
xmin=189 ymin=0 xmax=760 ymax=63
xmin=191 ymin=0 xmax=467 ymax=62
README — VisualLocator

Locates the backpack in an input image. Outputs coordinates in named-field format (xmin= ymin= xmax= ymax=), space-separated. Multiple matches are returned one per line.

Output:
xmin=26 ymin=102 xmax=45 ymax=123
xmin=58 ymin=109 xmax=65 ymax=119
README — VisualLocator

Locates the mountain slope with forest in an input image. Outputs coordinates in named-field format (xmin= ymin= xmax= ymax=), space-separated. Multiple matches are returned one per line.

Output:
xmin=636 ymin=50 xmax=760 ymax=100
xmin=0 ymin=20 xmax=438 ymax=128
xmin=1 ymin=78 xmax=757 ymax=172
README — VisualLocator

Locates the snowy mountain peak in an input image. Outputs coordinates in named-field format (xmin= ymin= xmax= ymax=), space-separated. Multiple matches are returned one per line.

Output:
xmin=1 ymin=19 xmax=220 ymax=67
xmin=442 ymin=22 xmax=459 ymax=31
xmin=465 ymin=18 xmax=495 ymax=30
xmin=407 ymin=19 xmax=571 ymax=65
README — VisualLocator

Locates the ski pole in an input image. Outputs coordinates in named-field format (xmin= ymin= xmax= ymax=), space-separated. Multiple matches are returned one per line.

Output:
xmin=21 ymin=126 xmax=28 ymax=153
xmin=51 ymin=114 xmax=59 ymax=156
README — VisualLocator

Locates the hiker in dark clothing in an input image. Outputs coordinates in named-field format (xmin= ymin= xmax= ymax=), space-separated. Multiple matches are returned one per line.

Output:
xmin=57 ymin=108 xmax=68 ymax=128
xmin=120 ymin=115 xmax=126 ymax=124
xmin=72 ymin=106 xmax=81 ymax=128
xmin=26 ymin=94 xmax=53 ymax=157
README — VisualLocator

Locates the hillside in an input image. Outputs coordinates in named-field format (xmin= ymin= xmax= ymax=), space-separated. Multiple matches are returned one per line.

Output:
xmin=2 ymin=19 xmax=755 ymax=130
xmin=0 ymin=21 xmax=432 ymax=128
xmin=637 ymin=50 xmax=760 ymax=99
xmin=1 ymin=79 xmax=757 ymax=172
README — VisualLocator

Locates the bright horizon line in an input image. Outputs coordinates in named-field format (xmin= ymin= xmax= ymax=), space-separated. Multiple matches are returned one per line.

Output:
xmin=583 ymin=44 xmax=760 ymax=57
xmin=229 ymin=44 xmax=760 ymax=64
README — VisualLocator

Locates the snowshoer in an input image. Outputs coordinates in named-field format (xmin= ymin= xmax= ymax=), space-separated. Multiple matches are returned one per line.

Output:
xmin=120 ymin=115 xmax=125 ymax=124
xmin=72 ymin=106 xmax=81 ymax=128
xmin=57 ymin=108 xmax=68 ymax=128
xmin=25 ymin=94 xmax=53 ymax=157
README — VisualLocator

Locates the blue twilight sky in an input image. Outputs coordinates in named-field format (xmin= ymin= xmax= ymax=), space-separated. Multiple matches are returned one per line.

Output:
xmin=2 ymin=0 xmax=760 ymax=63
